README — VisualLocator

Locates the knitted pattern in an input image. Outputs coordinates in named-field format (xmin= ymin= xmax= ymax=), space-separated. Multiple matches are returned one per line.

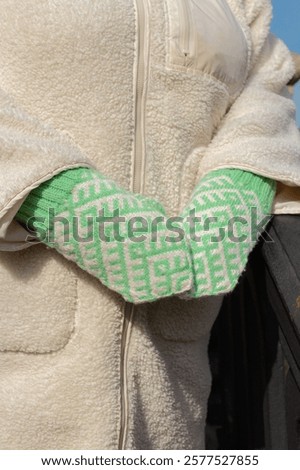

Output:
xmin=180 ymin=168 xmax=276 ymax=298
xmin=16 ymin=167 xmax=193 ymax=304
xmin=16 ymin=167 xmax=276 ymax=303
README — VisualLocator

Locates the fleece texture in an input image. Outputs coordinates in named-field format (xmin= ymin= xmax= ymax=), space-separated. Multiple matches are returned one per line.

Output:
xmin=0 ymin=0 xmax=299 ymax=450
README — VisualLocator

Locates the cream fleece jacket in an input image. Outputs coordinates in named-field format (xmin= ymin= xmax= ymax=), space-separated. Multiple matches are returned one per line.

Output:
xmin=0 ymin=0 xmax=299 ymax=450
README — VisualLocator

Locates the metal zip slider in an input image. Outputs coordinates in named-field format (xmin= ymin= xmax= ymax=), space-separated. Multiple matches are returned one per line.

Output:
xmin=118 ymin=0 xmax=150 ymax=450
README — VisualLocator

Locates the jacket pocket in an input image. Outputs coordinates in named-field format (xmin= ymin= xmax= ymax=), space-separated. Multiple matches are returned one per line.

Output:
xmin=0 ymin=244 xmax=77 ymax=354
xmin=164 ymin=0 xmax=248 ymax=96
xmin=147 ymin=295 xmax=224 ymax=342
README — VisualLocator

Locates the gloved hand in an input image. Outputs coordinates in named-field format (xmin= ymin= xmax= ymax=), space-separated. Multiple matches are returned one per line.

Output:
xmin=16 ymin=167 xmax=193 ymax=304
xmin=178 ymin=168 xmax=276 ymax=298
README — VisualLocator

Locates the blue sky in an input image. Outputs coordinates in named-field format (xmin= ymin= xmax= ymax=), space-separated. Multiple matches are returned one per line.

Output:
xmin=271 ymin=0 xmax=300 ymax=125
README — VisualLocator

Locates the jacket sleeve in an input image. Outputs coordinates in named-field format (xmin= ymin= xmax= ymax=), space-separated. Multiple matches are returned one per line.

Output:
xmin=0 ymin=88 xmax=94 ymax=251
xmin=197 ymin=0 xmax=300 ymax=206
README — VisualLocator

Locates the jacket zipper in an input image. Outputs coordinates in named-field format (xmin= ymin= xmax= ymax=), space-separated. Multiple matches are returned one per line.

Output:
xmin=118 ymin=302 xmax=135 ymax=450
xmin=132 ymin=0 xmax=148 ymax=194
xmin=118 ymin=0 xmax=149 ymax=450
xmin=178 ymin=0 xmax=194 ymax=62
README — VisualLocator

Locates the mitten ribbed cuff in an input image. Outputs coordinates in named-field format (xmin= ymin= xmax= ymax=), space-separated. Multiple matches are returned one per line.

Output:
xmin=15 ymin=167 xmax=89 ymax=232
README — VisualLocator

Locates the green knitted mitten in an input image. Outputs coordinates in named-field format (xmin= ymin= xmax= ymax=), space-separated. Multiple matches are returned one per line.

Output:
xmin=16 ymin=167 xmax=193 ymax=304
xmin=180 ymin=168 xmax=276 ymax=298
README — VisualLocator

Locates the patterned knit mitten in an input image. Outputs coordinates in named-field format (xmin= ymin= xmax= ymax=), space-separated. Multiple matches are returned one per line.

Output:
xmin=16 ymin=167 xmax=193 ymax=304
xmin=179 ymin=168 xmax=276 ymax=298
